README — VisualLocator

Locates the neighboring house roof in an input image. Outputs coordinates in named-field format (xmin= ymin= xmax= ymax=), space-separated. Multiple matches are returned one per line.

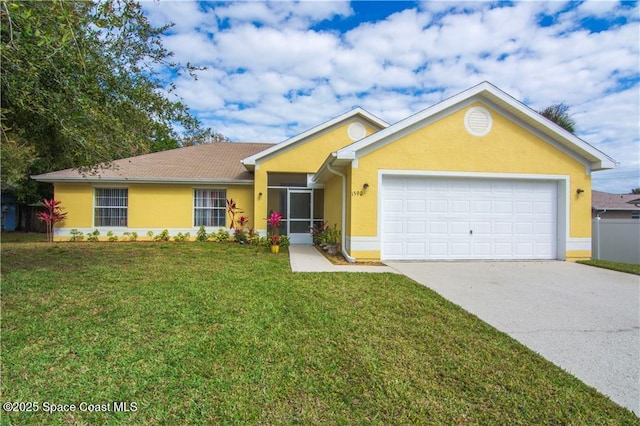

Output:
xmin=32 ymin=142 xmax=274 ymax=184
xmin=241 ymin=107 xmax=388 ymax=170
xmin=592 ymin=190 xmax=640 ymax=211
xmin=316 ymin=81 xmax=617 ymax=182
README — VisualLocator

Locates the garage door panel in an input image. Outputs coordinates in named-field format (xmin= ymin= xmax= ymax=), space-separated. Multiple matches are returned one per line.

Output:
xmin=428 ymin=242 xmax=448 ymax=256
xmin=494 ymin=242 xmax=513 ymax=255
xmin=406 ymin=221 xmax=426 ymax=234
xmin=516 ymin=201 xmax=533 ymax=213
xmin=406 ymin=242 xmax=427 ymax=256
xmin=384 ymin=218 xmax=404 ymax=232
xmin=451 ymin=243 xmax=470 ymax=256
xmin=535 ymin=222 xmax=554 ymax=235
xmin=472 ymin=222 xmax=491 ymax=234
xmin=451 ymin=221 xmax=470 ymax=235
xmin=429 ymin=222 xmax=448 ymax=234
xmin=516 ymin=222 xmax=534 ymax=235
xmin=383 ymin=199 xmax=403 ymax=212
xmin=494 ymin=222 xmax=513 ymax=235
xmin=472 ymin=242 xmax=491 ymax=256
xmin=516 ymin=242 xmax=535 ymax=257
xmin=429 ymin=200 xmax=448 ymax=213
xmin=407 ymin=199 xmax=426 ymax=212
xmin=451 ymin=200 xmax=470 ymax=213
xmin=381 ymin=176 xmax=557 ymax=260
xmin=495 ymin=201 xmax=513 ymax=213
xmin=472 ymin=200 xmax=492 ymax=213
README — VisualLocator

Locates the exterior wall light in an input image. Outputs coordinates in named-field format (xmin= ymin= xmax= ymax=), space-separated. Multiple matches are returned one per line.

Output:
xmin=576 ymin=188 xmax=584 ymax=194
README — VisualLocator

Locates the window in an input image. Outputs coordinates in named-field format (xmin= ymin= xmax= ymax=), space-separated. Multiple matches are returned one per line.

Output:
xmin=94 ymin=188 xmax=128 ymax=227
xmin=194 ymin=189 xmax=226 ymax=226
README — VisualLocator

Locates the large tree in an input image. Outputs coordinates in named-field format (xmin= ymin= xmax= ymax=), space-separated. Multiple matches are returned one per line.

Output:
xmin=539 ymin=103 xmax=576 ymax=134
xmin=1 ymin=0 xmax=221 ymax=202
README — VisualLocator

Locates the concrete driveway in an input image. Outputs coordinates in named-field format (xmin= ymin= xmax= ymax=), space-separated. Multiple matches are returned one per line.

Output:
xmin=386 ymin=261 xmax=640 ymax=415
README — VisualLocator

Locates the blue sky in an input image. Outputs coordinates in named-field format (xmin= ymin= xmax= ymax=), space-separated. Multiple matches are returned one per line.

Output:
xmin=142 ymin=0 xmax=639 ymax=193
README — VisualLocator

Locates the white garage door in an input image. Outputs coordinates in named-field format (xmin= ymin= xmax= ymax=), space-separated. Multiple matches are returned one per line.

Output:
xmin=381 ymin=176 xmax=557 ymax=260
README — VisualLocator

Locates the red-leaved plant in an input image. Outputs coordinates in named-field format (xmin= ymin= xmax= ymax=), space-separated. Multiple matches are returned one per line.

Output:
xmin=266 ymin=211 xmax=283 ymax=246
xmin=37 ymin=199 xmax=68 ymax=242
xmin=226 ymin=199 xmax=244 ymax=229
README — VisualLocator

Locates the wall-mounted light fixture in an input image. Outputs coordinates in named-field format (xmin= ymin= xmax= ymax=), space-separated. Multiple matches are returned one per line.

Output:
xmin=258 ymin=192 xmax=263 ymax=199
xmin=363 ymin=183 xmax=369 ymax=191
xmin=576 ymin=188 xmax=584 ymax=194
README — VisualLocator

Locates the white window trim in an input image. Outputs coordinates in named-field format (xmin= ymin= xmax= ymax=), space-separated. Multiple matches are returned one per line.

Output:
xmin=93 ymin=187 xmax=129 ymax=227
xmin=193 ymin=189 xmax=227 ymax=227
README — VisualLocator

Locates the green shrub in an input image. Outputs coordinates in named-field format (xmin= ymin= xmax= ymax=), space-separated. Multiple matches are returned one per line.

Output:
xmin=211 ymin=228 xmax=230 ymax=242
xmin=174 ymin=232 xmax=190 ymax=242
xmin=196 ymin=225 xmax=208 ymax=242
xmin=146 ymin=230 xmax=154 ymax=240
xmin=233 ymin=228 xmax=247 ymax=244
xmin=87 ymin=229 xmax=100 ymax=242
xmin=153 ymin=229 xmax=170 ymax=242
xmin=279 ymin=235 xmax=291 ymax=249
xmin=106 ymin=231 xmax=118 ymax=242
xmin=123 ymin=231 xmax=138 ymax=242
xmin=69 ymin=229 xmax=84 ymax=242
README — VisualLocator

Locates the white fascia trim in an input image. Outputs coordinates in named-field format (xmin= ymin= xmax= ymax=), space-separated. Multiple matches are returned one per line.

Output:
xmin=54 ymin=227 xmax=268 ymax=239
xmin=378 ymin=170 xmax=570 ymax=181
xmin=377 ymin=170 xmax=572 ymax=261
xmin=54 ymin=227 xmax=223 ymax=238
xmin=241 ymin=107 xmax=389 ymax=168
xmin=35 ymin=177 xmax=254 ymax=186
xmin=567 ymin=238 xmax=592 ymax=251
xmin=350 ymin=236 xmax=380 ymax=252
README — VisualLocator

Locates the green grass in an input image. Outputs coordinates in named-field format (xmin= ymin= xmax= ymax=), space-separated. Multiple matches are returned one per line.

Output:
xmin=1 ymin=232 xmax=47 ymax=243
xmin=2 ymin=241 xmax=637 ymax=424
xmin=578 ymin=259 xmax=640 ymax=275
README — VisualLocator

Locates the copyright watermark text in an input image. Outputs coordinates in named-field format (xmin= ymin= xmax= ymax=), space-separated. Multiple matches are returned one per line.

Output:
xmin=2 ymin=401 xmax=138 ymax=413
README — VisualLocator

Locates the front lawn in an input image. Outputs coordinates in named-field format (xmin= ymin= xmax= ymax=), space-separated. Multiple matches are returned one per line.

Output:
xmin=577 ymin=259 xmax=640 ymax=275
xmin=1 ymin=242 xmax=636 ymax=424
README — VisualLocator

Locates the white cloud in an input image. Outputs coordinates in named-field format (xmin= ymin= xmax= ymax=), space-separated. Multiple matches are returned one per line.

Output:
xmin=214 ymin=25 xmax=337 ymax=77
xmin=213 ymin=0 xmax=352 ymax=29
xmin=142 ymin=1 xmax=216 ymax=33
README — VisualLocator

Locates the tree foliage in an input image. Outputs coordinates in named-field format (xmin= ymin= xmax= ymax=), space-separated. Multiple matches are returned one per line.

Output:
xmin=1 ymin=0 xmax=225 ymax=202
xmin=539 ymin=103 xmax=576 ymax=134
xmin=631 ymin=188 xmax=640 ymax=195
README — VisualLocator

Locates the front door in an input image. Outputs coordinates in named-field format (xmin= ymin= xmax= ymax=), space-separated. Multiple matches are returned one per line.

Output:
xmin=288 ymin=190 xmax=313 ymax=244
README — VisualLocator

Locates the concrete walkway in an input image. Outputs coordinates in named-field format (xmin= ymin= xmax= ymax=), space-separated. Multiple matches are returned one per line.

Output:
xmin=288 ymin=245 xmax=396 ymax=273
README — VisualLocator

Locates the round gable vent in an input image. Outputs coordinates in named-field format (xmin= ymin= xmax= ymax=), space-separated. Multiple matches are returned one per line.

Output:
xmin=347 ymin=122 xmax=367 ymax=141
xmin=464 ymin=106 xmax=493 ymax=137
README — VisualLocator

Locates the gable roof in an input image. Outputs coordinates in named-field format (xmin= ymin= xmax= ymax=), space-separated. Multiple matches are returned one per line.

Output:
xmin=320 ymin=81 xmax=617 ymax=177
xmin=592 ymin=190 xmax=640 ymax=211
xmin=32 ymin=142 xmax=274 ymax=184
xmin=241 ymin=107 xmax=388 ymax=170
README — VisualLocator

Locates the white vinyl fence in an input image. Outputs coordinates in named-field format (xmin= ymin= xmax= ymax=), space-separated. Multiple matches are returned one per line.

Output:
xmin=592 ymin=219 xmax=640 ymax=265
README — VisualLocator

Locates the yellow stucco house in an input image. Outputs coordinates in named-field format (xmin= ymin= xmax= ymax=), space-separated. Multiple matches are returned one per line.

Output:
xmin=33 ymin=82 xmax=616 ymax=261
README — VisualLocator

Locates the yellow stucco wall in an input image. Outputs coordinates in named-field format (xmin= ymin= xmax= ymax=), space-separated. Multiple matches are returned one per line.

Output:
xmin=323 ymin=174 xmax=342 ymax=230
xmin=252 ymin=119 xmax=379 ymax=231
xmin=52 ymin=183 xmax=253 ymax=240
xmin=54 ymin=183 xmax=94 ymax=228
xmin=128 ymin=185 xmax=191 ymax=228
xmin=347 ymin=103 xmax=592 ymax=260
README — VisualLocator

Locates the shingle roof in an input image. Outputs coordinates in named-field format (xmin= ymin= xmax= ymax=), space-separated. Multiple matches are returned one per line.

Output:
xmin=592 ymin=190 xmax=640 ymax=211
xmin=32 ymin=142 xmax=274 ymax=183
